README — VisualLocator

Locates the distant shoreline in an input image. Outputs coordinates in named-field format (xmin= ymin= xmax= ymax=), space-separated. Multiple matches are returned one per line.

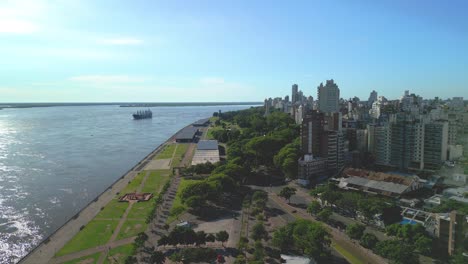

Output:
xmin=0 ymin=102 xmax=262 ymax=109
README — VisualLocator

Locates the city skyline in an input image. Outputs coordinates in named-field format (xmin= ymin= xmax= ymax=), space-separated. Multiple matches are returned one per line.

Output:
xmin=1 ymin=0 xmax=468 ymax=102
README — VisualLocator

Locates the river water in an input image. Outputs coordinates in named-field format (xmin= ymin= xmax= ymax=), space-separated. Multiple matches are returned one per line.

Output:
xmin=0 ymin=104 xmax=254 ymax=263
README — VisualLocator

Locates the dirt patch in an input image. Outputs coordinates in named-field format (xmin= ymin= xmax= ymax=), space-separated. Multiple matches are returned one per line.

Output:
xmin=77 ymin=258 xmax=95 ymax=264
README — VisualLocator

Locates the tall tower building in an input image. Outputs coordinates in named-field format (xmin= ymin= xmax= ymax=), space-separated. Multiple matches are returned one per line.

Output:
xmin=301 ymin=111 xmax=325 ymax=155
xmin=390 ymin=114 xmax=417 ymax=170
xmin=423 ymin=121 xmax=448 ymax=170
xmin=291 ymin=84 xmax=299 ymax=104
xmin=368 ymin=90 xmax=378 ymax=106
xmin=317 ymin=79 xmax=340 ymax=113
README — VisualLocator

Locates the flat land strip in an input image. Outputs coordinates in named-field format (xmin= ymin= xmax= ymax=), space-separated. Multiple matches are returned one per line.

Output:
xmin=21 ymin=140 xmax=193 ymax=264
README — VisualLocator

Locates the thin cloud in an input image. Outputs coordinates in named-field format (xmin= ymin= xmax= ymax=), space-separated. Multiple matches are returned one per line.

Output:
xmin=99 ymin=38 xmax=143 ymax=45
xmin=0 ymin=18 xmax=39 ymax=34
xmin=0 ymin=0 xmax=46 ymax=34
xmin=69 ymin=75 xmax=150 ymax=83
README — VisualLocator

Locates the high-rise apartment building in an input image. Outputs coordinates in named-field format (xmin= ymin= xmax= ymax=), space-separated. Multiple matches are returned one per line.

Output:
xmin=390 ymin=114 xmax=416 ymax=170
xmin=317 ymin=79 xmax=340 ymax=113
xmin=292 ymin=84 xmax=299 ymax=104
xmin=374 ymin=125 xmax=392 ymax=166
xmin=298 ymin=110 xmax=344 ymax=185
xmin=368 ymin=90 xmax=378 ymax=106
xmin=300 ymin=111 xmax=325 ymax=155
xmin=423 ymin=122 xmax=448 ymax=170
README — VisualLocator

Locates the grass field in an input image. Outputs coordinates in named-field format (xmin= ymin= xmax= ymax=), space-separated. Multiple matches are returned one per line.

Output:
xmin=95 ymin=199 xmax=129 ymax=219
xmin=155 ymin=144 xmax=176 ymax=160
xmin=63 ymin=252 xmax=101 ymax=264
xmin=167 ymin=179 xmax=199 ymax=223
xmin=171 ymin=144 xmax=189 ymax=167
xmin=120 ymin=171 xmax=146 ymax=194
xmin=141 ymin=170 xmax=169 ymax=193
xmin=116 ymin=220 xmax=147 ymax=240
xmin=103 ymin=244 xmax=135 ymax=264
xmin=127 ymin=201 xmax=154 ymax=220
xmin=332 ymin=242 xmax=365 ymax=264
xmin=56 ymin=220 xmax=119 ymax=256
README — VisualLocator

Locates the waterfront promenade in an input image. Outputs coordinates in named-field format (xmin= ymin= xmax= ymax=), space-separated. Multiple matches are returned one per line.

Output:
xmin=19 ymin=126 xmax=190 ymax=264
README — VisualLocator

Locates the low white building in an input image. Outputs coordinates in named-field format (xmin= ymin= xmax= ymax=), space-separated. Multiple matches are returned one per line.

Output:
xmin=191 ymin=140 xmax=220 ymax=166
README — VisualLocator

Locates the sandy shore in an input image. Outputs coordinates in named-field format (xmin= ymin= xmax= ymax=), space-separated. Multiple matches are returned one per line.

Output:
xmin=18 ymin=125 xmax=189 ymax=264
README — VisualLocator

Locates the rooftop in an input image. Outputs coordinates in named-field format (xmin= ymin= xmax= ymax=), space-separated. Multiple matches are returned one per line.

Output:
xmin=175 ymin=127 xmax=198 ymax=140
xmin=340 ymin=176 xmax=409 ymax=194
xmin=343 ymin=168 xmax=418 ymax=186
xmin=197 ymin=140 xmax=219 ymax=150
xmin=192 ymin=118 xmax=211 ymax=126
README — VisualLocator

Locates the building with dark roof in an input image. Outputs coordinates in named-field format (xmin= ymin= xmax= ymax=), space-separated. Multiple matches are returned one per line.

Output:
xmin=175 ymin=127 xmax=198 ymax=142
xmin=197 ymin=140 xmax=218 ymax=150
xmin=193 ymin=118 xmax=210 ymax=127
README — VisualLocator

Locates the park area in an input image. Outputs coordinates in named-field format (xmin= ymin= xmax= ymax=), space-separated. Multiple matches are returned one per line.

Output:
xmin=53 ymin=142 xmax=190 ymax=263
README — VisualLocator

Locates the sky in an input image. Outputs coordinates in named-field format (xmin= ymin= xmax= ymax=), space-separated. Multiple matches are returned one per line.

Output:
xmin=0 ymin=0 xmax=467 ymax=102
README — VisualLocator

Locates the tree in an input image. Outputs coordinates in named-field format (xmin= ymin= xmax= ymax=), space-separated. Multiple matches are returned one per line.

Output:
xmin=234 ymin=255 xmax=247 ymax=264
xmin=375 ymin=240 xmax=419 ymax=264
xmin=307 ymin=201 xmax=322 ymax=215
xmin=415 ymin=236 xmax=432 ymax=255
xmin=272 ymin=219 xmax=331 ymax=261
xmin=125 ymin=256 xmax=137 ymax=264
xmin=195 ymin=231 xmax=207 ymax=246
xmin=346 ymin=223 xmax=366 ymax=240
xmin=148 ymin=251 xmax=166 ymax=264
xmin=216 ymin=230 xmax=229 ymax=246
xmin=206 ymin=233 xmax=216 ymax=243
xmin=279 ymin=187 xmax=297 ymax=203
xmin=252 ymin=190 xmax=268 ymax=208
xmin=451 ymin=250 xmax=468 ymax=264
xmin=360 ymin=233 xmax=379 ymax=249
xmin=316 ymin=208 xmax=332 ymax=222
xmin=272 ymin=223 xmax=294 ymax=251
xmin=253 ymin=240 xmax=265 ymax=261
xmin=251 ymin=222 xmax=268 ymax=241
xmin=135 ymin=232 xmax=148 ymax=248
xmin=185 ymin=195 xmax=205 ymax=213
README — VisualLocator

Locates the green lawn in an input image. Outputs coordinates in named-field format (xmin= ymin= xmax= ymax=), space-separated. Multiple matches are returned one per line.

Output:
xmin=155 ymin=144 xmax=176 ymax=159
xmin=63 ymin=252 xmax=101 ymax=264
xmin=120 ymin=171 xmax=146 ymax=194
xmin=103 ymin=244 xmax=135 ymax=264
xmin=172 ymin=144 xmax=189 ymax=167
xmin=175 ymin=143 xmax=189 ymax=157
xmin=141 ymin=170 xmax=169 ymax=193
xmin=167 ymin=179 xmax=199 ymax=223
xmin=95 ymin=199 xmax=129 ymax=219
xmin=332 ymin=242 xmax=365 ymax=264
xmin=56 ymin=220 xmax=119 ymax=256
xmin=116 ymin=220 xmax=147 ymax=240
xmin=127 ymin=201 xmax=154 ymax=220
xmin=128 ymin=170 xmax=169 ymax=219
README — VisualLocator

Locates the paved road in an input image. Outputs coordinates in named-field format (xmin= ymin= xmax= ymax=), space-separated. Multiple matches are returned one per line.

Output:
xmin=268 ymin=193 xmax=388 ymax=264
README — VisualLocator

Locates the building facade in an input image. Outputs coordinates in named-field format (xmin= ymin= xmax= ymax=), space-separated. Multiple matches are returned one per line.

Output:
xmin=317 ymin=79 xmax=340 ymax=113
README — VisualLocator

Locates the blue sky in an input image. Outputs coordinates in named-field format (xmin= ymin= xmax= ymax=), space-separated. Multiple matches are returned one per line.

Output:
xmin=0 ymin=0 xmax=467 ymax=102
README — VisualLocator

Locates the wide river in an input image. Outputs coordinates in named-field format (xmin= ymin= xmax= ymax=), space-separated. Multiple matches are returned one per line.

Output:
xmin=0 ymin=104 xmax=255 ymax=263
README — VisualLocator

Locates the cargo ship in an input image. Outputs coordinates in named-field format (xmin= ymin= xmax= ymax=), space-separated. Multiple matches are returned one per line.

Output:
xmin=132 ymin=109 xmax=152 ymax=119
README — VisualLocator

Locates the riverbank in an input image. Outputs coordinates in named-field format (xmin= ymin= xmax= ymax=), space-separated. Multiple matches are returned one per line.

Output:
xmin=18 ymin=124 xmax=191 ymax=264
